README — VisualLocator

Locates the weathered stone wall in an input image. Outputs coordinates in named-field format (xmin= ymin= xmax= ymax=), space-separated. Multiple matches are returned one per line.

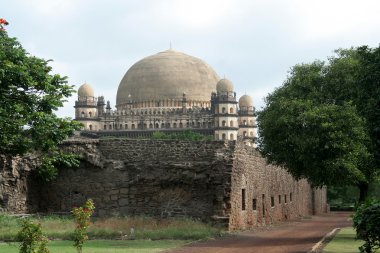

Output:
xmin=38 ymin=139 xmax=235 ymax=220
xmin=0 ymin=155 xmax=39 ymax=213
xmin=228 ymin=143 xmax=328 ymax=230
xmin=1 ymin=138 xmax=328 ymax=230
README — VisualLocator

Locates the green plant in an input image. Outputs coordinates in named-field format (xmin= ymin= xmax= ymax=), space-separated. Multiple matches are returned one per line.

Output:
xmin=353 ymin=199 xmax=380 ymax=253
xmin=72 ymin=199 xmax=95 ymax=253
xmin=17 ymin=219 xmax=50 ymax=253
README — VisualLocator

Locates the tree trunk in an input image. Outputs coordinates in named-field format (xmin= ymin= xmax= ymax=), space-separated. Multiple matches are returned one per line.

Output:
xmin=358 ymin=182 xmax=369 ymax=203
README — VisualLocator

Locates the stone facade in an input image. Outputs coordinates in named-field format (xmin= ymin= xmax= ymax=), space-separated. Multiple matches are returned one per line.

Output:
xmin=0 ymin=139 xmax=328 ymax=230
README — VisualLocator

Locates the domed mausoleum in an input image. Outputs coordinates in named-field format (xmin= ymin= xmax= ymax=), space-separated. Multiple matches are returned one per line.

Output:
xmin=74 ymin=49 xmax=256 ymax=144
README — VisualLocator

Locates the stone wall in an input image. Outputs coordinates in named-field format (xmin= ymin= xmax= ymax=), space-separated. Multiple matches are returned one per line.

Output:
xmin=1 ymin=138 xmax=328 ymax=230
xmin=38 ymin=139 xmax=235 ymax=220
xmin=228 ymin=143 xmax=328 ymax=230
xmin=0 ymin=155 xmax=39 ymax=213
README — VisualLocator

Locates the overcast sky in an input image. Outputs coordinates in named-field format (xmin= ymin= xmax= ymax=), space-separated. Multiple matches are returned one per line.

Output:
xmin=3 ymin=0 xmax=380 ymax=118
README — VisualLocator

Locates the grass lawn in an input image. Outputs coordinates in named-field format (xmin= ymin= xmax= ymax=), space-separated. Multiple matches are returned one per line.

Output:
xmin=323 ymin=227 xmax=379 ymax=253
xmin=0 ymin=239 xmax=189 ymax=253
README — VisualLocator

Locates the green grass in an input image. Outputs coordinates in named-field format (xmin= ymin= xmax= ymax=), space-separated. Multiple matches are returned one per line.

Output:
xmin=0 ymin=239 xmax=189 ymax=253
xmin=0 ymin=214 xmax=224 ymax=241
xmin=323 ymin=227 xmax=379 ymax=253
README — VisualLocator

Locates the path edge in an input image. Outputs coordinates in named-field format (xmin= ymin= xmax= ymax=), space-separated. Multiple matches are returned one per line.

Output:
xmin=307 ymin=227 xmax=341 ymax=253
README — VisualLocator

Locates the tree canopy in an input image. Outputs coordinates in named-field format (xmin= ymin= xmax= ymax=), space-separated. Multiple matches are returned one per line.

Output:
xmin=0 ymin=23 xmax=82 ymax=181
xmin=257 ymin=46 xmax=380 ymax=201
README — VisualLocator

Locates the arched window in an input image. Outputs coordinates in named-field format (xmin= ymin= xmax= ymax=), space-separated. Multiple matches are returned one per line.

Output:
xmin=186 ymin=122 xmax=190 ymax=127
xmin=222 ymin=107 xmax=226 ymax=113
xmin=230 ymin=120 xmax=233 ymax=127
xmin=230 ymin=133 xmax=234 ymax=140
xmin=197 ymin=122 xmax=201 ymax=127
xmin=243 ymin=131 xmax=247 ymax=137
xmin=179 ymin=122 xmax=183 ymax=128
xmin=89 ymin=111 xmax=92 ymax=117
xmin=250 ymin=120 xmax=254 ymax=125
xmin=155 ymin=123 xmax=159 ymax=128
xmin=104 ymin=125 xmax=106 ymax=130
xmin=222 ymin=133 xmax=226 ymax=140
xmin=109 ymin=124 xmax=112 ymax=130
xmin=144 ymin=123 xmax=147 ymax=129
xmin=167 ymin=123 xmax=171 ymax=128
xmin=250 ymin=131 xmax=254 ymax=136
xmin=243 ymin=120 xmax=247 ymax=125
xmin=230 ymin=107 xmax=233 ymax=113
xmin=125 ymin=124 xmax=128 ymax=129
xmin=120 ymin=124 xmax=122 ymax=129
xmin=222 ymin=120 xmax=226 ymax=127
xmin=89 ymin=125 xmax=92 ymax=130
xmin=149 ymin=123 xmax=153 ymax=128
xmin=173 ymin=123 xmax=177 ymax=128
xmin=132 ymin=124 xmax=135 ymax=129
xmin=81 ymin=111 xmax=85 ymax=117
xmin=161 ymin=123 xmax=165 ymax=128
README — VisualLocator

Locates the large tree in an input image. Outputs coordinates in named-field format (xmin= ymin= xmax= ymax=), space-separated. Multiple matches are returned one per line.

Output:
xmin=257 ymin=46 xmax=380 ymax=201
xmin=0 ymin=20 xmax=82 ymax=181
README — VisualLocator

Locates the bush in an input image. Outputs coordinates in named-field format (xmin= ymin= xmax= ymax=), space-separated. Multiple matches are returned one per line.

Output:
xmin=72 ymin=199 xmax=95 ymax=253
xmin=17 ymin=220 xmax=50 ymax=253
xmin=353 ymin=199 xmax=380 ymax=253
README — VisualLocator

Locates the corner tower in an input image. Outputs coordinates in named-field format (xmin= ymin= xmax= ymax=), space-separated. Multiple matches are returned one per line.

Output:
xmin=238 ymin=95 xmax=257 ymax=146
xmin=212 ymin=79 xmax=239 ymax=140
xmin=74 ymin=82 xmax=99 ymax=131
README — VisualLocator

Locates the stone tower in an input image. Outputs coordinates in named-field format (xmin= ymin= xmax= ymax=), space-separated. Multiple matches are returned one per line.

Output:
xmin=212 ymin=78 xmax=239 ymax=140
xmin=238 ymin=95 xmax=257 ymax=146
xmin=74 ymin=82 xmax=99 ymax=131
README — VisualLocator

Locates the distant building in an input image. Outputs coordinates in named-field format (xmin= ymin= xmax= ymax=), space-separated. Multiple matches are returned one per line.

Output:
xmin=74 ymin=49 xmax=256 ymax=145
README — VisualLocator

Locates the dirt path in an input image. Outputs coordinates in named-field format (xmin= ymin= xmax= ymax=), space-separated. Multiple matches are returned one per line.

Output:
xmin=166 ymin=212 xmax=352 ymax=253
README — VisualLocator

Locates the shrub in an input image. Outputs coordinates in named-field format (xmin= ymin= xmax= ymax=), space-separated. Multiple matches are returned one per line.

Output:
xmin=72 ymin=199 xmax=95 ymax=253
xmin=353 ymin=199 xmax=380 ymax=253
xmin=17 ymin=219 xmax=50 ymax=253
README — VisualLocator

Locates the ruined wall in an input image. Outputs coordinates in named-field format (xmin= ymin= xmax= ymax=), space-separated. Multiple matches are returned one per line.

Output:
xmin=228 ymin=143 xmax=328 ymax=230
xmin=0 ymin=155 xmax=39 ymax=213
xmin=38 ymin=139 xmax=235 ymax=220
xmin=1 ymin=138 xmax=328 ymax=230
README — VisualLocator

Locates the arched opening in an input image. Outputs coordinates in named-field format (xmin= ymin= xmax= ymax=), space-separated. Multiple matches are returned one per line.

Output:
xmin=89 ymin=125 xmax=92 ymax=131
xmin=179 ymin=122 xmax=183 ymax=128
xmin=109 ymin=124 xmax=112 ymax=130
xmin=230 ymin=107 xmax=233 ymax=113
xmin=149 ymin=123 xmax=153 ymax=129
xmin=230 ymin=120 xmax=233 ymax=127
xmin=222 ymin=120 xmax=226 ymax=127
xmin=120 ymin=124 xmax=122 ymax=129
xmin=89 ymin=111 xmax=92 ymax=117
xmin=81 ymin=111 xmax=85 ymax=118
xmin=125 ymin=124 xmax=128 ymax=129
xmin=155 ymin=123 xmax=159 ymax=128
xmin=173 ymin=123 xmax=177 ymax=128
xmin=132 ymin=124 xmax=135 ymax=129
xmin=222 ymin=133 xmax=226 ymax=140
xmin=250 ymin=120 xmax=254 ymax=125
xmin=143 ymin=123 xmax=147 ymax=129
xmin=250 ymin=131 xmax=254 ymax=136
xmin=167 ymin=123 xmax=171 ymax=128
xmin=197 ymin=122 xmax=201 ymax=128
xmin=230 ymin=133 xmax=234 ymax=140
xmin=161 ymin=123 xmax=165 ymax=128
xmin=243 ymin=120 xmax=247 ymax=125
xmin=243 ymin=131 xmax=247 ymax=137
xmin=104 ymin=125 xmax=106 ymax=130
xmin=222 ymin=107 xmax=226 ymax=113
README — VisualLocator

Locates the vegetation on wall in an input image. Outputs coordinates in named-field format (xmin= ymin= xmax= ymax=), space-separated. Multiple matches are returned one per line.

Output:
xmin=257 ymin=46 xmax=380 ymax=202
xmin=152 ymin=130 xmax=213 ymax=141
xmin=0 ymin=20 xmax=82 ymax=181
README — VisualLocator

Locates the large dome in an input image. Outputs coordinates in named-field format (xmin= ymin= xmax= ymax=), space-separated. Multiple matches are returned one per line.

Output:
xmin=116 ymin=49 xmax=220 ymax=107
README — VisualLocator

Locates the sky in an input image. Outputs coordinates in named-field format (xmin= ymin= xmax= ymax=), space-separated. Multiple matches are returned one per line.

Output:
xmin=3 ymin=0 xmax=380 ymax=118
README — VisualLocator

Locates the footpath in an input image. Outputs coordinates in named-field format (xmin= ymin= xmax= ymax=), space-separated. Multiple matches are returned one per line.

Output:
xmin=166 ymin=212 xmax=352 ymax=253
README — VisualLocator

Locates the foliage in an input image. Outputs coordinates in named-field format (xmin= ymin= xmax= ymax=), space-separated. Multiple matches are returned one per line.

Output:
xmin=0 ymin=21 xmax=82 ymax=181
xmin=152 ymin=129 xmax=213 ymax=141
xmin=257 ymin=46 xmax=380 ymax=201
xmin=71 ymin=199 xmax=95 ymax=253
xmin=16 ymin=220 xmax=49 ymax=253
xmin=353 ymin=199 xmax=380 ymax=253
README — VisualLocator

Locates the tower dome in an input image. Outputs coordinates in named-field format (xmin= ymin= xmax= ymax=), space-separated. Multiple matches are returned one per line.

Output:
xmin=239 ymin=95 xmax=254 ymax=108
xmin=216 ymin=78 xmax=234 ymax=93
xmin=78 ymin=82 xmax=94 ymax=97
xmin=116 ymin=49 xmax=220 ymax=107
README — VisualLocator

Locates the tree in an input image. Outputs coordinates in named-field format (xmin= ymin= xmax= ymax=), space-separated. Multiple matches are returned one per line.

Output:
xmin=0 ymin=21 xmax=82 ymax=181
xmin=257 ymin=46 xmax=379 ymax=201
